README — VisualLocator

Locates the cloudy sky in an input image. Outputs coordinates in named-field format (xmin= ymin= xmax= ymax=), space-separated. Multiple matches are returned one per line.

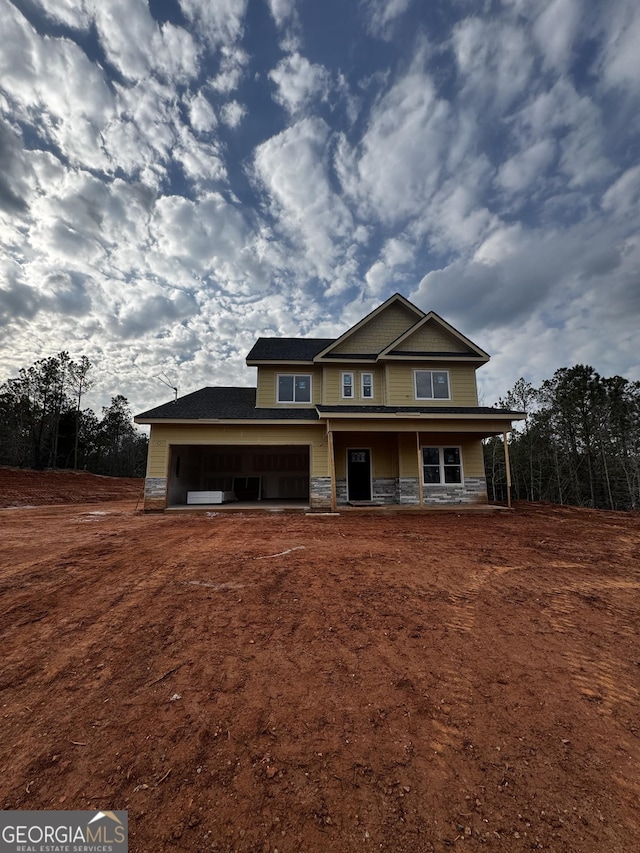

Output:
xmin=1 ymin=0 xmax=639 ymax=416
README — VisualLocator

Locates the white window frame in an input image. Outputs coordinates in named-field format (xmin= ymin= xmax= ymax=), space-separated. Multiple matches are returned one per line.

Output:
xmin=414 ymin=369 xmax=451 ymax=401
xmin=361 ymin=372 xmax=374 ymax=399
xmin=422 ymin=446 xmax=464 ymax=486
xmin=276 ymin=373 xmax=312 ymax=404
xmin=341 ymin=371 xmax=354 ymax=399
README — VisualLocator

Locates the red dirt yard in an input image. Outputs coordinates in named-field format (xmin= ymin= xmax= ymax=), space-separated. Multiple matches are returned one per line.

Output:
xmin=1 ymin=469 xmax=639 ymax=852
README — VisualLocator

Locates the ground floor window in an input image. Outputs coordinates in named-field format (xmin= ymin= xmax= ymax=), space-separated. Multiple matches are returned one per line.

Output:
xmin=422 ymin=446 xmax=462 ymax=484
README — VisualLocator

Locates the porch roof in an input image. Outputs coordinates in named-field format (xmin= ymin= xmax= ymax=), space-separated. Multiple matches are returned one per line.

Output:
xmin=316 ymin=404 xmax=524 ymax=418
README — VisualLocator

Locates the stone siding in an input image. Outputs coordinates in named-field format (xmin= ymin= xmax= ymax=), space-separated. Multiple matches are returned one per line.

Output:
xmin=372 ymin=477 xmax=397 ymax=504
xmin=143 ymin=477 xmax=167 ymax=512
xmin=310 ymin=476 xmax=333 ymax=510
xmin=398 ymin=477 xmax=420 ymax=505
xmin=422 ymin=476 xmax=488 ymax=505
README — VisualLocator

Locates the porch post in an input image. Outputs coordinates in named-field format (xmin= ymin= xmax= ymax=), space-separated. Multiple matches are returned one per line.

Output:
xmin=328 ymin=421 xmax=337 ymax=512
xmin=416 ymin=431 xmax=424 ymax=507
xmin=503 ymin=430 xmax=512 ymax=509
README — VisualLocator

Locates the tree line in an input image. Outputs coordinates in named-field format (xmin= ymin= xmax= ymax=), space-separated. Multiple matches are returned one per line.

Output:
xmin=0 ymin=352 xmax=148 ymax=477
xmin=484 ymin=365 xmax=640 ymax=511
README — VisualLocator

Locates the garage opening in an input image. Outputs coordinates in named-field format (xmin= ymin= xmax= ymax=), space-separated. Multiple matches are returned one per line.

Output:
xmin=167 ymin=445 xmax=310 ymax=507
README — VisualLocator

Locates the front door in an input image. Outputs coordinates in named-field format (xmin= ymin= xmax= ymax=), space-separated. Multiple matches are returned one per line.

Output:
xmin=347 ymin=448 xmax=372 ymax=501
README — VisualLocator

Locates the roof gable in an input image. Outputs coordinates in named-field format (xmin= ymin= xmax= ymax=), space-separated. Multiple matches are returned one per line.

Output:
xmin=314 ymin=293 xmax=424 ymax=361
xmin=379 ymin=312 xmax=489 ymax=361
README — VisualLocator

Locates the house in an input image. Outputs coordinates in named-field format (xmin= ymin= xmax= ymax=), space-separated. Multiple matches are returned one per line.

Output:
xmin=134 ymin=293 xmax=524 ymax=511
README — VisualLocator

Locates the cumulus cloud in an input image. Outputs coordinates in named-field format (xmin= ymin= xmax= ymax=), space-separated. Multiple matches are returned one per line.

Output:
xmin=220 ymin=100 xmax=247 ymax=128
xmin=269 ymin=53 xmax=331 ymax=114
xmin=495 ymin=139 xmax=556 ymax=193
xmin=267 ymin=0 xmax=297 ymax=28
xmin=597 ymin=0 xmax=640 ymax=94
xmin=253 ymin=118 xmax=355 ymax=284
xmin=532 ymin=0 xmax=582 ymax=72
xmin=336 ymin=69 xmax=452 ymax=224
xmin=93 ymin=0 xmax=199 ymax=82
xmin=178 ymin=0 xmax=248 ymax=49
xmin=187 ymin=90 xmax=218 ymax=133
xmin=453 ymin=16 xmax=537 ymax=114
xmin=210 ymin=45 xmax=249 ymax=93
xmin=362 ymin=0 xmax=413 ymax=39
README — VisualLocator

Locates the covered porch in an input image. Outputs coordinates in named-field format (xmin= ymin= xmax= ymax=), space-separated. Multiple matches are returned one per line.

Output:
xmin=317 ymin=414 xmax=515 ymax=512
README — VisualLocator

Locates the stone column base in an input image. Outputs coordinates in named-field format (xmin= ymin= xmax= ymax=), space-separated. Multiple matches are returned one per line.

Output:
xmin=143 ymin=477 xmax=167 ymax=511
xmin=310 ymin=476 xmax=332 ymax=510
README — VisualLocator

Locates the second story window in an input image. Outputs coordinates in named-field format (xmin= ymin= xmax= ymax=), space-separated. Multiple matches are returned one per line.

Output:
xmin=415 ymin=369 xmax=450 ymax=400
xmin=361 ymin=373 xmax=373 ymax=398
xmin=278 ymin=374 xmax=311 ymax=403
xmin=342 ymin=372 xmax=354 ymax=398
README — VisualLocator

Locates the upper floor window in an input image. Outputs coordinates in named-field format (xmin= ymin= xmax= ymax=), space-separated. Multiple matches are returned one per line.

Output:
xmin=361 ymin=373 xmax=373 ymax=399
xmin=277 ymin=374 xmax=311 ymax=403
xmin=415 ymin=369 xmax=450 ymax=400
xmin=342 ymin=372 xmax=354 ymax=398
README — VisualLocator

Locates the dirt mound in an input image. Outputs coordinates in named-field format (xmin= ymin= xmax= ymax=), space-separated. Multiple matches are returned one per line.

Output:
xmin=0 ymin=467 xmax=143 ymax=507
xmin=1 ymin=502 xmax=639 ymax=852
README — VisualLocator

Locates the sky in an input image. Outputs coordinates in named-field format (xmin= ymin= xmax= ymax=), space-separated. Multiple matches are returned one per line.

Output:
xmin=1 ymin=0 xmax=639 ymax=417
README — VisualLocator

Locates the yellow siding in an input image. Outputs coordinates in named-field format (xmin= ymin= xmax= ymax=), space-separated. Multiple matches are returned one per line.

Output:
xmin=385 ymin=362 xmax=479 ymax=406
xmin=322 ymin=366 xmax=383 ymax=405
xmin=256 ymin=366 xmax=323 ymax=407
xmin=332 ymin=432 xmax=397 ymax=477
xmin=330 ymin=302 xmax=418 ymax=354
xmin=391 ymin=320 xmax=469 ymax=353
xmin=148 ymin=423 xmax=329 ymax=477
xmin=398 ymin=433 xmax=419 ymax=476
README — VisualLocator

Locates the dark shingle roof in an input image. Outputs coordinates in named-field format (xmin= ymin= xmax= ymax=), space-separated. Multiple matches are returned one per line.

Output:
xmin=135 ymin=387 xmax=319 ymax=421
xmin=246 ymin=337 xmax=335 ymax=361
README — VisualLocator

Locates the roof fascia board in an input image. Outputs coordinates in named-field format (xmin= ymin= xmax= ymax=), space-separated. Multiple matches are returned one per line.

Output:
xmin=313 ymin=293 xmax=425 ymax=362
xmin=135 ymin=417 xmax=320 ymax=425
xmin=314 ymin=410 xmax=525 ymax=421
xmin=246 ymin=359 xmax=316 ymax=366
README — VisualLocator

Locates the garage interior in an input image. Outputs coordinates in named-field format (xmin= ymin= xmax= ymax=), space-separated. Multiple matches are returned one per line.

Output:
xmin=166 ymin=444 xmax=310 ymax=507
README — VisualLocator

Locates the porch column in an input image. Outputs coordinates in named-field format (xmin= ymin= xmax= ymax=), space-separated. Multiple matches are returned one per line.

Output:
xmin=503 ymin=430 xmax=512 ymax=509
xmin=327 ymin=421 xmax=337 ymax=512
xmin=416 ymin=431 xmax=424 ymax=507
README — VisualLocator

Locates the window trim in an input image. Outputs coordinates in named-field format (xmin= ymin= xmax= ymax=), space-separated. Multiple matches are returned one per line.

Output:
xmin=276 ymin=373 xmax=313 ymax=404
xmin=361 ymin=372 xmax=374 ymax=399
xmin=421 ymin=445 xmax=464 ymax=486
xmin=414 ymin=369 xmax=451 ymax=401
xmin=341 ymin=371 xmax=354 ymax=399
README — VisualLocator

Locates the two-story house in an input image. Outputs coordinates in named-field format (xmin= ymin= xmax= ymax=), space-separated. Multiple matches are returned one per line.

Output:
xmin=135 ymin=293 xmax=524 ymax=511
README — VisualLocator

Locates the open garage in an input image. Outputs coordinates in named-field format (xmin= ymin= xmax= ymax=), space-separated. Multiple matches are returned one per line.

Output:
xmin=166 ymin=444 xmax=310 ymax=507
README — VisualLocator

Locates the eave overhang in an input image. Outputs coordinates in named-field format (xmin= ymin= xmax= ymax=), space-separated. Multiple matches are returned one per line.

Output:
xmin=134 ymin=417 xmax=321 ymax=426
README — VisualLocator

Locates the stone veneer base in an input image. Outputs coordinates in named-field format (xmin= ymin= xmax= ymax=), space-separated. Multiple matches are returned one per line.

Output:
xmin=143 ymin=477 xmax=167 ymax=511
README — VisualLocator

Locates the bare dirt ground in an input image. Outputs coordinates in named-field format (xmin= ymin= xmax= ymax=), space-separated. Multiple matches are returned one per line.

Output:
xmin=1 ymin=470 xmax=639 ymax=853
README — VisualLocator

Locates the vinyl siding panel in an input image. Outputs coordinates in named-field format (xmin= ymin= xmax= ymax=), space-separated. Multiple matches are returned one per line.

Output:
xmin=332 ymin=432 xmax=397 ymax=478
xmin=323 ymin=366 xmax=383 ymax=405
xmin=390 ymin=321 xmax=469 ymax=353
xmin=385 ymin=362 xmax=479 ymax=406
xmin=148 ymin=423 xmax=329 ymax=477
xmin=256 ymin=366 xmax=323 ymax=407
xmin=330 ymin=303 xmax=418 ymax=354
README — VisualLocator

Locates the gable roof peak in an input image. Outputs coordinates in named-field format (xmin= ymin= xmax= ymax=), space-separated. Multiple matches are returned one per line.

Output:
xmin=314 ymin=292 xmax=425 ymax=361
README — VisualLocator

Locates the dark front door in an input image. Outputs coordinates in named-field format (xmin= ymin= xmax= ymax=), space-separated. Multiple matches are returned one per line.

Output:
xmin=347 ymin=448 xmax=371 ymax=501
